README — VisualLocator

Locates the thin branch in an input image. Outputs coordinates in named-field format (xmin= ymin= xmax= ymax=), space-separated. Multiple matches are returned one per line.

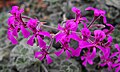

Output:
xmin=47 ymin=37 xmax=54 ymax=51
xmin=41 ymin=64 xmax=48 ymax=72
xmin=88 ymin=15 xmax=101 ymax=28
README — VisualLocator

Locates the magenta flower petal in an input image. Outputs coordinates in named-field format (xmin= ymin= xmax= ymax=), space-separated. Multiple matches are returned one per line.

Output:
xmin=74 ymin=47 xmax=82 ymax=57
xmin=115 ymin=44 xmax=120 ymax=51
xmin=88 ymin=59 xmax=93 ymax=65
xmin=81 ymin=28 xmax=91 ymax=40
xmin=89 ymin=48 xmax=96 ymax=59
xmin=81 ymin=17 xmax=89 ymax=23
xmin=103 ymin=16 xmax=107 ymax=24
xmin=110 ymin=52 xmax=119 ymax=58
xmin=104 ymin=24 xmax=114 ymax=35
xmin=37 ymin=35 xmax=46 ymax=48
xmin=10 ymin=35 xmax=18 ymax=44
xmin=34 ymin=51 xmax=45 ymax=61
xmin=81 ymin=28 xmax=91 ymax=36
xmin=94 ymin=30 xmax=106 ymax=41
xmin=12 ymin=27 xmax=18 ymax=38
xmin=100 ymin=62 xmax=106 ymax=67
xmin=81 ymin=56 xmax=85 ymax=60
xmin=7 ymin=16 xmax=15 ymax=26
xmin=39 ymin=31 xmax=51 ymax=38
xmin=55 ymin=49 xmax=64 ymax=57
xmin=65 ymin=50 xmax=71 ymax=60
xmin=72 ymin=7 xmax=81 ymax=21
xmin=58 ymin=24 xmax=64 ymax=30
xmin=10 ymin=6 xmax=19 ymax=14
xmin=68 ymin=47 xmax=75 ymax=56
xmin=27 ymin=18 xmax=38 ymax=32
xmin=39 ymin=55 xmax=45 ymax=61
xmin=72 ymin=7 xmax=81 ymax=14
xmin=82 ymin=60 xmax=87 ymax=66
xmin=94 ymin=9 xmax=100 ymax=16
xmin=55 ymin=32 xmax=65 ymax=42
xmin=115 ymin=66 xmax=120 ymax=72
xmin=78 ymin=41 xmax=94 ymax=48
xmin=97 ymin=45 xmax=108 ymax=56
xmin=27 ymin=35 xmax=35 ymax=46
xmin=16 ymin=9 xmax=24 ymax=18
xmin=8 ymin=30 xmax=18 ymax=44
xmin=20 ymin=25 xmax=30 ymax=38
xmin=112 ymin=63 xmax=120 ymax=67
xmin=66 ymin=20 xmax=77 ymax=31
xmin=69 ymin=31 xmax=81 ymax=41
xmin=8 ymin=31 xmax=18 ymax=44
xmin=34 ymin=51 xmax=42 ymax=58
xmin=85 ymin=7 xmax=95 ymax=11
xmin=108 ymin=62 xmax=112 ymax=70
xmin=46 ymin=55 xmax=53 ymax=64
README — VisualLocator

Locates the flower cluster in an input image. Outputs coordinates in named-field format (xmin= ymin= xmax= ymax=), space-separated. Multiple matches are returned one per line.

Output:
xmin=7 ymin=6 xmax=120 ymax=72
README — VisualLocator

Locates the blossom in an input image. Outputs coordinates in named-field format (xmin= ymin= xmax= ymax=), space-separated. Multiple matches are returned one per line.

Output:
xmin=34 ymin=48 xmax=53 ymax=64
xmin=10 ymin=6 xmax=24 ymax=17
xmin=27 ymin=19 xmax=51 ymax=48
xmin=72 ymin=7 xmax=88 ymax=24
xmin=99 ymin=48 xmax=113 ymax=70
xmin=81 ymin=28 xmax=91 ymax=41
xmin=94 ymin=30 xmax=106 ymax=43
xmin=55 ymin=37 xmax=75 ymax=59
xmin=27 ymin=30 xmax=51 ymax=48
xmin=112 ymin=58 xmax=120 ymax=72
xmin=73 ymin=41 xmax=94 ymax=57
xmin=55 ymin=23 xmax=80 ymax=42
xmin=81 ymin=47 xmax=96 ymax=66
xmin=103 ymin=24 xmax=114 ymax=35
xmin=27 ymin=18 xmax=38 ymax=32
xmin=105 ymin=35 xmax=113 ymax=47
xmin=110 ymin=44 xmax=120 ymax=60
xmin=85 ymin=7 xmax=107 ymax=24
xmin=65 ymin=20 xmax=78 ymax=31
xmin=7 ymin=6 xmax=30 ymax=44
xmin=72 ymin=7 xmax=81 ymax=22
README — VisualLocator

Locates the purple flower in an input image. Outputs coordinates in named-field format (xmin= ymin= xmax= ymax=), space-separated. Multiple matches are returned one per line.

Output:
xmin=112 ymin=58 xmax=120 ymax=72
xmin=105 ymin=35 xmax=113 ymax=47
xmin=72 ymin=7 xmax=81 ymax=22
xmin=27 ymin=18 xmax=38 ymax=32
xmin=81 ymin=47 xmax=96 ymax=66
xmin=110 ymin=44 xmax=120 ymax=60
xmin=55 ymin=37 xmax=75 ymax=60
xmin=73 ymin=41 xmax=94 ymax=57
xmin=10 ymin=6 xmax=24 ymax=17
xmin=20 ymin=25 xmax=30 ymax=38
xmin=65 ymin=20 xmax=78 ymax=31
xmin=115 ymin=44 xmax=120 ymax=52
xmin=94 ymin=30 xmax=106 ymax=43
xmin=85 ymin=7 xmax=107 ymax=24
xmin=27 ymin=19 xmax=51 ymax=48
xmin=27 ymin=30 xmax=51 ymax=48
xmin=99 ymin=48 xmax=113 ymax=70
xmin=7 ymin=6 xmax=30 ymax=44
xmin=81 ymin=28 xmax=91 ymax=41
xmin=35 ymin=48 xmax=53 ymax=64
xmin=55 ymin=23 xmax=80 ymax=42
xmin=72 ymin=7 xmax=88 ymax=24
xmin=103 ymin=24 xmax=114 ymax=35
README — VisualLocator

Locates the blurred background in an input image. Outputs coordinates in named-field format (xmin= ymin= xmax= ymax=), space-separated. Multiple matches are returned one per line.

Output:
xmin=0 ymin=0 xmax=120 ymax=72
